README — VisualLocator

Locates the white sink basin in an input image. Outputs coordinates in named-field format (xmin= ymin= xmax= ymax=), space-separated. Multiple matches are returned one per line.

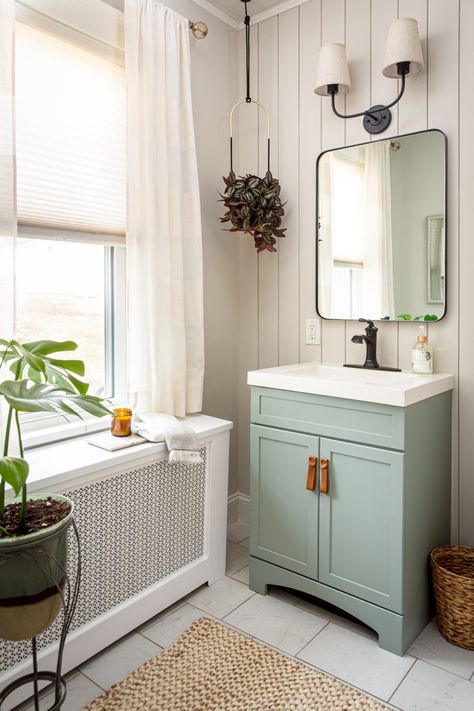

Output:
xmin=247 ymin=362 xmax=454 ymax=407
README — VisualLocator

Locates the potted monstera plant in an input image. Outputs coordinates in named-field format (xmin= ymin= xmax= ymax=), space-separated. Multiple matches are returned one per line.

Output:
xmin=0 ymin=338 xmax=111 ymax=641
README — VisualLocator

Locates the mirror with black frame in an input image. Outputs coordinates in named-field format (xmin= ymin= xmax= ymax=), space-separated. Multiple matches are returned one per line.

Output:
xmin=316 ymin=129 xmax=446 ymax=322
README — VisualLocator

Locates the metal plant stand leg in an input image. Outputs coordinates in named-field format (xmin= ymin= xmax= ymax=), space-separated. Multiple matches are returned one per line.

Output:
xmin=0 ymin=519 xmax=81 ymax=711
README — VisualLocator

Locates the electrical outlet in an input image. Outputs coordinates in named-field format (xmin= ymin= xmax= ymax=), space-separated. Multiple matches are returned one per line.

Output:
xmin=305 ymin=318 xmax=321 ymax=345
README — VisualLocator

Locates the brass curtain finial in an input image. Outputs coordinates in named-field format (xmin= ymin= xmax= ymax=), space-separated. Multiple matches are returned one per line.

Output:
xmin=189 ymin=20 xmax=208 ymax=39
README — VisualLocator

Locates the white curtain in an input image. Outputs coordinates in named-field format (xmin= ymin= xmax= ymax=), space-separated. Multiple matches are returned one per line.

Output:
xmin=125 ymin=0 xmax=204 ymax=416
xmin=0 ymin=0 xmax=15 ymax=339
xmin=361 ymin=142 xmax=394 ymax=319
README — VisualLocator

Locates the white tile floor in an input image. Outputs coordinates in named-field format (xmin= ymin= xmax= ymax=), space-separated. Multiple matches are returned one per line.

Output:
xmin=15 ymin=520 xmax=474 ymax=711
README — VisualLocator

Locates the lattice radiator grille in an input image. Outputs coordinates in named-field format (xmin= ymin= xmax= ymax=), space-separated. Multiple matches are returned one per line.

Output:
xmin=1 ymin=447 xmax=207 ymax=671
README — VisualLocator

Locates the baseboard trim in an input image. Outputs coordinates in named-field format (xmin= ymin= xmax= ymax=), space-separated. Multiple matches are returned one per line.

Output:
xmin=228 ymin=492 xmax=250 ymax=524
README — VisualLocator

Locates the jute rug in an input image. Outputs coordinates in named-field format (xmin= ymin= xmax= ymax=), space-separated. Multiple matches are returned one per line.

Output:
xmin=81 ymin=617 xmax=391 ymax=710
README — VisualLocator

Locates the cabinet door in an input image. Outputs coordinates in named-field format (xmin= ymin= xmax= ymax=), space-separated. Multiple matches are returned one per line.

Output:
xmin=250 ymin=425 xmax=319 ymax=578
xmin=319 ymin=438 xmax=404 ymax=613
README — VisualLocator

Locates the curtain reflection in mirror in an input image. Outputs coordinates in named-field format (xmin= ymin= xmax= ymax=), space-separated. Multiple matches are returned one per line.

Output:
xmin=362 ymin=142 xmax=394 ymax=318
xmin=320 ymin=145 xmax=394 ymax=319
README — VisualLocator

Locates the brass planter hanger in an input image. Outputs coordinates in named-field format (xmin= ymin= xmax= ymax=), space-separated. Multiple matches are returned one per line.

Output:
xmin=229 ymin=99 xmax=270 ymax=173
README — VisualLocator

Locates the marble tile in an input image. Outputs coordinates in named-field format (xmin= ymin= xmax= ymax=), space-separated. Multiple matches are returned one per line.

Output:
xmin=79 ymin=632 xmax=162 ymax=690
xmin=140 ymin=603 xmax=212 ymax=648
xmin=391 ymin=659 xmax=474 ymax=711
xmin=227 ymin=521 xmax=250 ymax=544
xmin=18 ymin=672 xmax=103 ymax=711
xmin=187 ymin=576 xmax=254 ymax=618
xmin=298 ymin=623 xmax=415 ymax=701
xmin=226 ymin=540 xmax=249 ymax=576
xmin=297 ymin=597 xmax=377 ymax=639
xmin=225 ymin=593 xmax=328 ymax=656
xmin=408 ymin=620 xmax=474 ymax=679
xmin=135 ymin=600 xmax=185 ymax=634
xmin=231 ymin=565 xmax=249 ymax=585
xmin=239 ymin=537 xmax=249 ymax=549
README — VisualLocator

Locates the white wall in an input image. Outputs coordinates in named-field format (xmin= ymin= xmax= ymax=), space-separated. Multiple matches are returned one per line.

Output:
xmin=234 ymin=0 xmax=474 ymax=546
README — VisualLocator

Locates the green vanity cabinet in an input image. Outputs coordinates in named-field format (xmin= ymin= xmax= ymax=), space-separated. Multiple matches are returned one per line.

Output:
xmin=249 ymin=385 xmax=452 ymax=655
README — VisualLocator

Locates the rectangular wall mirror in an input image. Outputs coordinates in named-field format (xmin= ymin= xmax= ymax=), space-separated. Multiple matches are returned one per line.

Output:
xmin=316 ymin=129 xmax=446 ymax=322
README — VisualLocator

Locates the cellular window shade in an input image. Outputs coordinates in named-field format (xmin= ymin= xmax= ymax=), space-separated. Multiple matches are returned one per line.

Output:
xmin=15 ymin=22 xmax=126 ymax=239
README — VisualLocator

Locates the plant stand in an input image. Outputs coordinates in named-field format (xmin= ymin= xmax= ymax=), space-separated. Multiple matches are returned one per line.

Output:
xmin=0 ymin=519 xmax=81 ymax=711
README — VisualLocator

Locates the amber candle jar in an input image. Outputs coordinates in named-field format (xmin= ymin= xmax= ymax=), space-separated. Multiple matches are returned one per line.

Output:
xmin=111 ymin=408 xmax=132 ymax=437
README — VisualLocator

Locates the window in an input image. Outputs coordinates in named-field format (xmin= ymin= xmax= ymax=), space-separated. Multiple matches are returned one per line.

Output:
xmin=13 ymin=2 xmax=126 ymax=443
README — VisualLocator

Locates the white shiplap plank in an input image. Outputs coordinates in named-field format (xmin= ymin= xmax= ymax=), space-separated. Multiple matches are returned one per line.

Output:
xmin=370 ymin=0 xmax=399 ymax=136
xmin=236 ymin=24 xmax=260 ymax=496
xmin=320 ymin=0 xmax=346 ymax=364
xmin=398 ymin=323 xmax=420 ymax=371
xmin=397 ymin=0 xmax=428 ymax=134
xmin=459 ymin=0 xmax=474 ymax=546
xmin=299 ymin=0 xmax=322 ymax=364
xmin=344 ymin=0 xmax=371 ymax=147
xmin=258 ymin=17 xmax=279 ymax=369
xmin=426 ymin=0 xmax=460 ymax=543
xmin=277 ymin=7 xmax=300 ymax=365
xmin=396 ymin=0 xmax=429 ymax=370
xmin=376 ymin=321 xmax=398 ymax=369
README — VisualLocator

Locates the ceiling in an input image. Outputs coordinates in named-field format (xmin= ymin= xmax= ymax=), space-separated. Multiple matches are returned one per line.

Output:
xmin=203 ymin=0 xmax=287 ymax=22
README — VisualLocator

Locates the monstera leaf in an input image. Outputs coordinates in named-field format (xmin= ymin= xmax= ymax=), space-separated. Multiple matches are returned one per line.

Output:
xmin=0 ymin=380 xmax=111 ymax=418
xmin=0 ymin=457 xmax=29 ymax=497
xmin=0 ymin=339 xmax=90 ymax=394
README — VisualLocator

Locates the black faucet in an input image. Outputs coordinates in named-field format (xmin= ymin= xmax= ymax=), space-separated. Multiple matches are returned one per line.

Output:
xmin=344 ymin=318 xmax=401 ymax=372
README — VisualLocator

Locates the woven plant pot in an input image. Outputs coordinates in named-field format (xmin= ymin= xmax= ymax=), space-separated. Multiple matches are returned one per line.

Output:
xmin=431 ymin=545 xmax=474 ymax=649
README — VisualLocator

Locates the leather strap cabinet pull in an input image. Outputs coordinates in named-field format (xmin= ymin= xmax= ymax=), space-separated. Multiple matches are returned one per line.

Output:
xmin=320 ymin=458 xmax=329 ymax=494
xmin=306 ymin=456 xmax=317 ymax=491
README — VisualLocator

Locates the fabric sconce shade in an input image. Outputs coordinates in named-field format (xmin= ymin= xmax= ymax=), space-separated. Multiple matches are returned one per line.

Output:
xmin=314 ymin=43 xmax=351 ymax=96
xmin=383 ymin=18 xmax=424 ymax=78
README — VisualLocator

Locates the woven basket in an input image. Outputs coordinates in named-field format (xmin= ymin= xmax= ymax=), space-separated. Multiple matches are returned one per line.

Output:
xmin=431 ymin=545 xmax=474 ymax=649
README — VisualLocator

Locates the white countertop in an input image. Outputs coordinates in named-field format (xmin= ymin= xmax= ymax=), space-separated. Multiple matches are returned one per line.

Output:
xmin=248 ymin=362 xmax=454 ymax=407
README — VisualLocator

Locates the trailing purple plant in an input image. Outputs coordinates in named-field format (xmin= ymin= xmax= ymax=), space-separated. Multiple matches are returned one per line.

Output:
xmin=219 ymin=170 xmax=286 ymax=253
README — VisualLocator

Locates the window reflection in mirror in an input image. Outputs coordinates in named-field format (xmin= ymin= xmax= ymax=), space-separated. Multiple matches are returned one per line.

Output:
xmin=316 ymin=130 xmax=446 ymax=322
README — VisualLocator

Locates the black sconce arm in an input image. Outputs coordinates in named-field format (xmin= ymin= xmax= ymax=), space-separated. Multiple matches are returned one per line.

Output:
xmin=329 ymin=73 xmax=406 ymax=120
xmin=328 ymin=63 xmax=409 ymax=134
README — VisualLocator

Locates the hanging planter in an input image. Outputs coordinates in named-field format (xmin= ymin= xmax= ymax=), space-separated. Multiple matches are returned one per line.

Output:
xmin=219 ymin=1 xmax=286 ymax=254
xmin=219 ymin=101 xmax=286 ymax=253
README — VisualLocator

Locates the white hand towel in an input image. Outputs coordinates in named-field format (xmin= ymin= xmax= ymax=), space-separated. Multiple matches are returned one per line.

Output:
xmin=132 ymin=413 xmax=202 ymax=464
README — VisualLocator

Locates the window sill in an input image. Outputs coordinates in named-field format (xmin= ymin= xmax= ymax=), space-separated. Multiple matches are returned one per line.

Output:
xmin=23 ymin=416 xmax=110 ymax=449
xmin=11 ymin=414 xmax=233 ymax=495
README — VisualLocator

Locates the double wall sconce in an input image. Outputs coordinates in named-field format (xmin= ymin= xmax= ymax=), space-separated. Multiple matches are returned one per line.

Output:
xmin=314 ymin=18 xmax=423 ymax=134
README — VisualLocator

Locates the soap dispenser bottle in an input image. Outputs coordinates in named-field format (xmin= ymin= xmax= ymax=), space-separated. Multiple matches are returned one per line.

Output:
xmin=411 ymin=329 xmax=433 ymax=374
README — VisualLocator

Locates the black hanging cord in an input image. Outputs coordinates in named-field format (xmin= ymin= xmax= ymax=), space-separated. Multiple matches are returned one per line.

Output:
xmin=229 ymin=1 xmax=273 ymax=174
xmin=244 ymin=1 xmax=251 ymax=102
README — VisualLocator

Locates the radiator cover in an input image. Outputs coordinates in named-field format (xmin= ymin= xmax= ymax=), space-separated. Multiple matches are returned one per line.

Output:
xmin=1 ymin=447 xmax=207 ymax=672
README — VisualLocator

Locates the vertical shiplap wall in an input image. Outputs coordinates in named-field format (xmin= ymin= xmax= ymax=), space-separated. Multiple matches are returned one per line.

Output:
xmin=236 ymin=0 xmax=469 ymax=544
